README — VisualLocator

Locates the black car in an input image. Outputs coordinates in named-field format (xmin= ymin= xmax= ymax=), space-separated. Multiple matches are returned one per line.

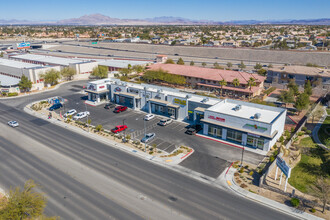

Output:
xmin=185 ymin=124 xmax=202 ymax=135
xmin=49 ymin=103 xmax=63 ymax=111
xmin=104 ymin=103 xmax=116 ymax=109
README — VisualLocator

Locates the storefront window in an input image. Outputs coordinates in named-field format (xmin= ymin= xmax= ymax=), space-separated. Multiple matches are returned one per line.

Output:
xmin=247 ymin=135 xmax=265 ymax=150
xmin=208 ymin=125 xmax=222 ymax=138
xmin=227 ymin=129 xmax=242 ymax=143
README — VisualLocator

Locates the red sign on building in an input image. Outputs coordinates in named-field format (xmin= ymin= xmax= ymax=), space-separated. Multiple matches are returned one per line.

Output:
xmin=208 ymin=115 xmax=225 ymax=122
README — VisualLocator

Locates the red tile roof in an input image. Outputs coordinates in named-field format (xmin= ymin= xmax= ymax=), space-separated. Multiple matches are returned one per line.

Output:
xmin=197 ymin=83 xmax=260 ymax=94
xmin=148 ymin=64 xmax=265 ymax=84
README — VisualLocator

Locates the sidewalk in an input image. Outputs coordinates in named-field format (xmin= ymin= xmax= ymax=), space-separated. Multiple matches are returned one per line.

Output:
xmin=312 ymin=106 xmax=329 ymax=151
xmin=221 ymin=167 xmax=322 ymax=220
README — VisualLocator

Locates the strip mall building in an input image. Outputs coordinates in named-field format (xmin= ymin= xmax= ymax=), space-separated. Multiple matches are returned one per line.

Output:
xmin=86 ymin=79 xmax=286 ymax=151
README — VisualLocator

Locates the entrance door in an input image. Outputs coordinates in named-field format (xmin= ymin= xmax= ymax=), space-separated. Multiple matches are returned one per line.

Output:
xmin=247 ymin=136 xmax=264 ymax=150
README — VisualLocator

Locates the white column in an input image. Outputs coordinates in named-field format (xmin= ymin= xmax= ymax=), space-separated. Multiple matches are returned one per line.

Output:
xmin=275 ymin=167 xmax=278 ymax=180
xmin=284 ymin=178 xmax=288 ymax=192
xmin=279 ymin=172 xmax=283 ymax=185
xmin=148 ymin=101 xmax=151 ymax=113
xmin=132 ymin=98 xmax=136 ymax=110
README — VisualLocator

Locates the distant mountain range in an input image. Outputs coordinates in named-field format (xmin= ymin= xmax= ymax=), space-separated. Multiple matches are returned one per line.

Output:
xmin=0 ymin=14 xmax=329 ymax=25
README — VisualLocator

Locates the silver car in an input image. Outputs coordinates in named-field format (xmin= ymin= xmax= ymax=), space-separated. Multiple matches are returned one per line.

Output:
xmin=141 ymin=133 xmax=156 ymax=143
xmin=8 ymin=121 xmax=19 ymax=127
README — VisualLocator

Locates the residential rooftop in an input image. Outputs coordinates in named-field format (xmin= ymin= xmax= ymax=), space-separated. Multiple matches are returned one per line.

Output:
xmin=207 ymin=99 xmax=285 ymax=124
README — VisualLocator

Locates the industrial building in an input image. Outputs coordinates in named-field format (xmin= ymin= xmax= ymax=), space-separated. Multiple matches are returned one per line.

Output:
xmin=9 ymin=54 xmax=98 ymax=75
xmin=86 ymin=79 xmax=286 ymax=151
xmin=0 ymin=58 xmax=61 ymax=91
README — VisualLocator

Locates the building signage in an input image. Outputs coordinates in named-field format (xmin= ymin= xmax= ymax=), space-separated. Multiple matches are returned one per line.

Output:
xmin=208 ymin=115 xmax=225 ymax=122
xmin=99 ymin=85 xmax=105 ymax=89
xmin=128 ymin=88 xmax=139 ymax=94
xmin=17 ymin=42 xmax=30 ymax=49
xmin=247 ymin=133 xmax=260 ymax=138
xmin=88 ymin=84 xmax=96 ymax=91
xmin=114 ymin=87 xmax=122 ymax=92
xmin=174 ymin=98 xmax=186 ymax=106
xmin=276 ymin=156 xmax=291 ymax=178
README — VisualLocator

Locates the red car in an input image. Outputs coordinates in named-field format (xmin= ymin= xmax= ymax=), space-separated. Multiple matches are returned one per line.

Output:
xmin=114 ymin=106 xmax=127 ymax=113
xmin=111 ymin=125 xmax=128 ymax=133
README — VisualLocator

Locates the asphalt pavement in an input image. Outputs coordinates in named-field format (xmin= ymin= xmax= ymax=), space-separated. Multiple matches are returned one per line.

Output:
xmin=0 ymin=81 xmax=296 ymax=219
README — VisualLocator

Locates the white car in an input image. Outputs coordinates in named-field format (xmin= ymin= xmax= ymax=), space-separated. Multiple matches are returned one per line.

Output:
xmin=144 ymin=114 xmax=155 ymax=121
xmin=73 ymin=111 xmax=90 ymax=120
xmin=158 ymin=118 xmax=173 ymax=126
xmin=8 ymin=121 xmax=19 ymax=127
xmin=64 ymin=109 xmax=77 ymax=117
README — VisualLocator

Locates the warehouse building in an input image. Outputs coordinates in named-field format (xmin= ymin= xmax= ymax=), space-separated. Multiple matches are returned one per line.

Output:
xmin=99 ymin=59 xmax=152 ymax=72
xmin=0 ymin=58 xmax=61 ymax=91
xmin=86 ymin=79 xmax=286 ymax=151
xmin=9 ymin=54 xmax=98 ymax=75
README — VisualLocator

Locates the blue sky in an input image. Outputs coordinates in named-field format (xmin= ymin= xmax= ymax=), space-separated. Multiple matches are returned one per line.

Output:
xmin=1 ymin=0 xmax=329 ymax=21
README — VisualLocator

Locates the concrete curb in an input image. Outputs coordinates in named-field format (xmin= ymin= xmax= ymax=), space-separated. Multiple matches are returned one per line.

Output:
xmin=224 ymin=167 xmax=322 ymax=220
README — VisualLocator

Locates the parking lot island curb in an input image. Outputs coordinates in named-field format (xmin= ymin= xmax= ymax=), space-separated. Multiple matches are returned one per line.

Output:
xmin=224 ymin=167 xmax=322 ymax=220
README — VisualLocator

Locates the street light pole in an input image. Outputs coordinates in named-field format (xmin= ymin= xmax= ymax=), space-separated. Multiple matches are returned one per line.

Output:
xmin=123 ymin=119 xmax=126 ymax=142
xmin=144 ymin=86 xmax=147 ymax=153
xmin=240 ymin=146 xmax=245 ymax=167
xmin=85 ymin=102 xmax=89 ymax=133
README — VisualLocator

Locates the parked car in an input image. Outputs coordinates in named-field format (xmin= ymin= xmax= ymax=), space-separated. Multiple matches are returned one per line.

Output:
xmin=49 ymin=103 xmax=63 ymax=111
xmin=8 ymin=121 xmax=19 ymax=127
xmin=158 ymin=118 xmax=173 ymax=126
xmin=144 ymin=114 xmax=155 ymax=121
xmin=64 ymin=109 xmax=77 ymax=117
xmin=114 ymin=106 xmax=127 ymax=113
xmin=111 ymin=125 xmax=128 ymax=133
xmin=73 ymin=111 xmax=90 ymax=120
xmin=185 ymin=124 xmax=202 ymax=135
xmin=104 ymin=103 xmax=116 ymax=109
xmin=141 ymin=133 xmax=156 ymax=143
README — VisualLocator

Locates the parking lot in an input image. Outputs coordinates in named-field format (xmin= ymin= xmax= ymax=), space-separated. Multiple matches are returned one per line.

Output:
xmin=51 ymin=90 xmax=265 ymax=178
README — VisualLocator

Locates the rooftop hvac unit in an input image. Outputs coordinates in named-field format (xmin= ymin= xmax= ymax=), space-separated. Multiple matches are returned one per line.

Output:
xmin=122 ymin=82 xmax=127 ymax=86
xmin=234 ymin=105 xmax=242 ymax=111
xmin=202 ymin=98 xmax=209 ymax=103
xmin=157 ymin=89 xmax=163 ymax=93
xmin=254 ymin=113 xmax=261 ymax=119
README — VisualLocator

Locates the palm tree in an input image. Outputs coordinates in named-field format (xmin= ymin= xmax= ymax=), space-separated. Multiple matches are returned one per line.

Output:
xmin=233 ymin=78 xmax=240 ymax=87
xmin=247 ymin=77 xmax=256 ymax=99
xmin=219 ymin=79 xmax=227 ymax=96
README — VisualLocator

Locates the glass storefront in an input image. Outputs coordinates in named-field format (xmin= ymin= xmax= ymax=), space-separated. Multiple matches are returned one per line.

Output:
xmin=227 ymin=129 xmax=243 ymax=143
xmin=247 ymin=135 xmax=265 ymax=150
xmin=208 ymin=125 xmax=222 ymax=138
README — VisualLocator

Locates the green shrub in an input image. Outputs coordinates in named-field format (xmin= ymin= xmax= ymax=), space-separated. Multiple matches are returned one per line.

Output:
xmin=306 ymin=130 xmax=312 ymax=134
xmin=249 ymin=171 xmax=254 ymax=176
xmin=40 ymin=100 xmax=48 ymax=104
xmin=95 ymin=124 xmax=103 ymax=132
xmin=290 ymin=198 xmax=300 ymax=207
xmin=297 ymin=131 xmax=304 ymax=136
xmin=302 ymin=127 xmax=307 ymax=132
xmin=310 ymin=208 xmax=316 ymax=213
xmin=2 ymin=92 xmax=7 ymax=96
xmin=291 ymin=127 xmax=295 ymax=133
xmin=264 ymin=87 xmax=276 ymax=96
xmin=239 ymin=168 xmax=244 ymax=173
xmin=279 ymin=136 xmax=284 ymax=143
xmin=269 ymin=155 xmax=275 ymax=163
xmin=244 ymin=165 xmax=249 ymax=169
xmin=8 ymin=92 xmax=18 ymax=97
xmin=149 ymin=151 xmax=154 ymax=155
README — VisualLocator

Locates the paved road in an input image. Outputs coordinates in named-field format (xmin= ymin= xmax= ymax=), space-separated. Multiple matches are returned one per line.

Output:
xmin=0 ymin=81 xmax=296 ymax=219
